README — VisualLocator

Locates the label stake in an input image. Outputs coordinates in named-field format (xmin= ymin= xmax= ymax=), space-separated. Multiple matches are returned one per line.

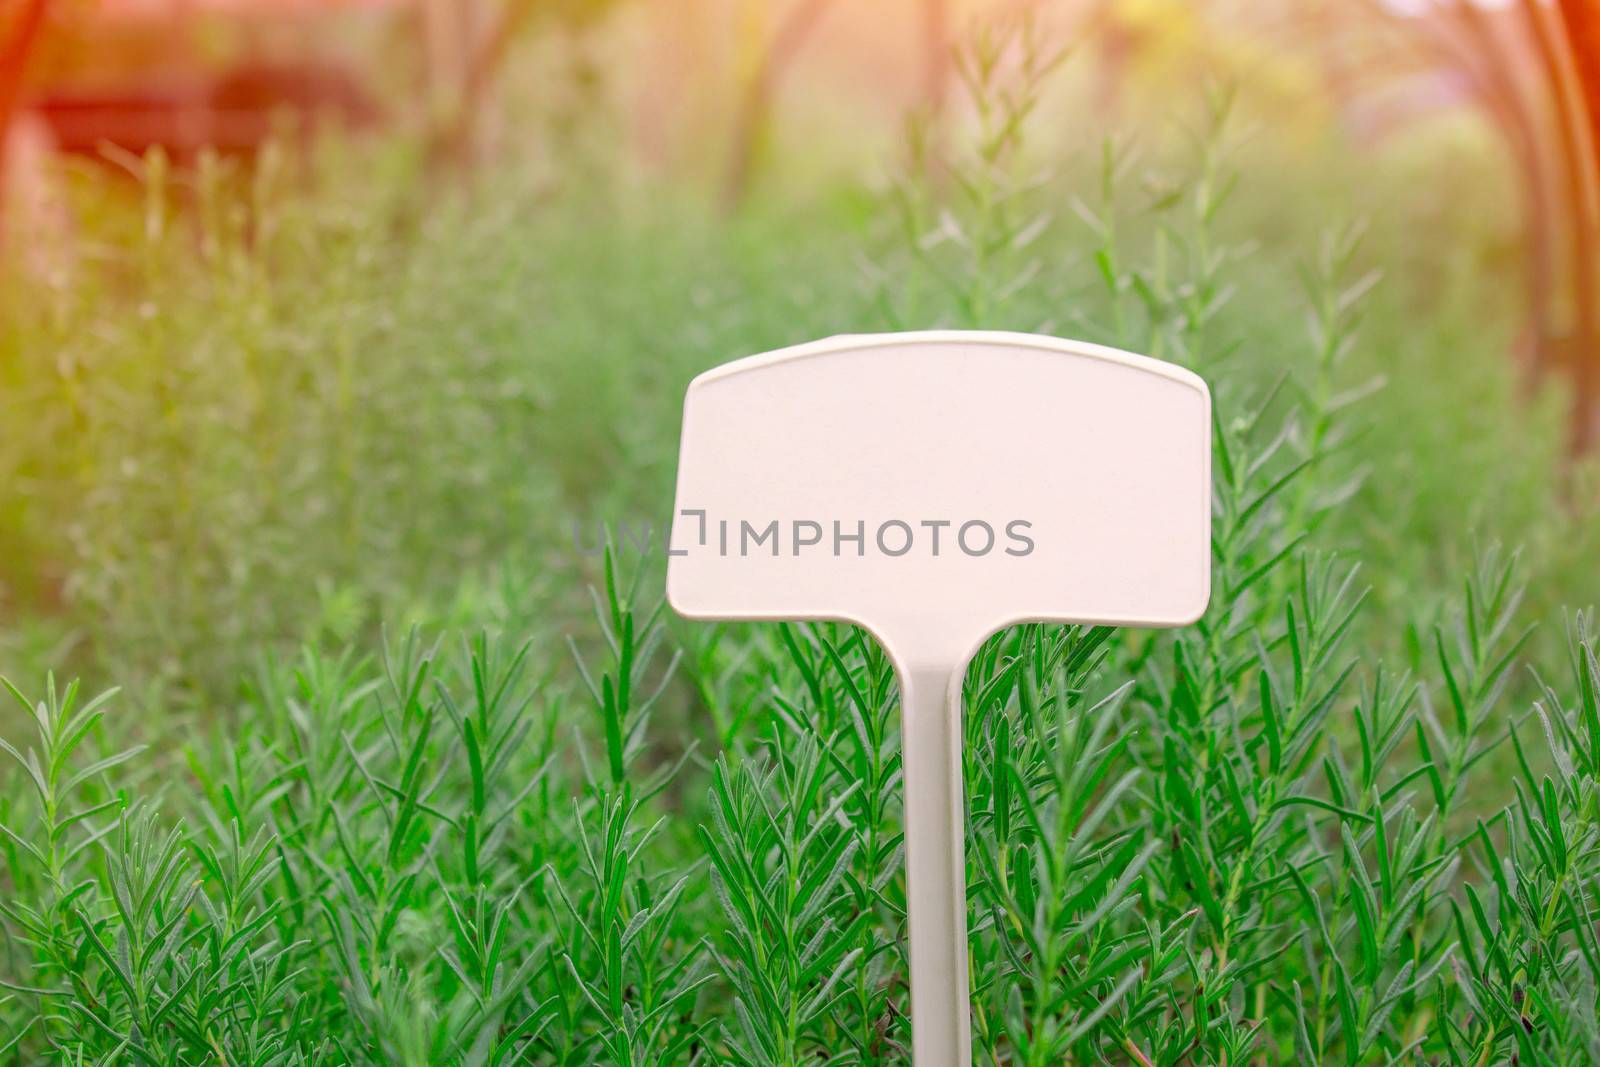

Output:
xmin=667 ymin=331 xmax=1212 ymax=1066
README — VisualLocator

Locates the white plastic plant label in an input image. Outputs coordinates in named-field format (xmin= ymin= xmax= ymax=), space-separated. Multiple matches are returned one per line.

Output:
xmin=667 ymin=330 xmax=1211 ymax=1067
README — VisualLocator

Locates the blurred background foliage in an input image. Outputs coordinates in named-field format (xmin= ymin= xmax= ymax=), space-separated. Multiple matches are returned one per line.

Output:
xmin=0 ymin=0 xmax=1596 ymax=705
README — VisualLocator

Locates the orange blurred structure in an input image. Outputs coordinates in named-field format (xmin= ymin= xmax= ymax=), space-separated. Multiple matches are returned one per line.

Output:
xmin=14 ymin=0 xmax=401 ymax=164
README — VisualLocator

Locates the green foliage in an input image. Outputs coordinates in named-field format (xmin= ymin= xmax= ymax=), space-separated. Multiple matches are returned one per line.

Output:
xmin=4 ymin=537 xmax=1600 ymax=1062
xmin=4 ymin=11 xmax=1600 ymax=1066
